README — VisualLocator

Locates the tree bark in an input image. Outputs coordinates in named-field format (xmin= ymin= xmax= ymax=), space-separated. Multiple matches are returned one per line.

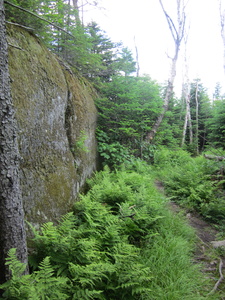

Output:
xmin=181 ymin=33 xmax=193 ymax=147
xmin=181 ymin=93 xmax=188 ymax=147
xmin=134 ymin=36 xmax=140 ymax=77
xmin=195 ymin=81 xmax=199 ymax=155
xmin=0 ymin=0 xmax=28 ymax=285
xmin=181 ymin=96 xmax=192 ymax=147
xmin=72 ymin=0 xmax=82 ymax=26
xmin=146 ymin=0 xmax=187 ymax=142
xmin=219 ymin=1 xmax=225 ymax=75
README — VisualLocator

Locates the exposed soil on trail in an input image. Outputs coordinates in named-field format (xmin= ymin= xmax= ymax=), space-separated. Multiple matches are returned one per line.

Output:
xmin=155 ymin=180 xmax=225 ymax=297
xmin=169 ymin=201 xmax=225 ymax=298
xmin=169 ymin=201 xmax=218 ymax=244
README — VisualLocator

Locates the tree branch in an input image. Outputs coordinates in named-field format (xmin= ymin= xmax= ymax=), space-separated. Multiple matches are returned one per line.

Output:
xmin=6 ymin=21 xmax=34 ymax=32
xmin=4 ymin=0 xmax=77 ymax=39
xmin=159 ymin=0 xmax=178 ymax=43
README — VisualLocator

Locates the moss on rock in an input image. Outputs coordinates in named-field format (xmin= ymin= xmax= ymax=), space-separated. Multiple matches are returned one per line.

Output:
xmin=7 ymin=24 xmax=98 ymax=228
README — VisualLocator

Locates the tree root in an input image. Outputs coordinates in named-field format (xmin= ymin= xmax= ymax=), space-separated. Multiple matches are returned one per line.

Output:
xmin=207 ymin=258 xmax=224 ymax=295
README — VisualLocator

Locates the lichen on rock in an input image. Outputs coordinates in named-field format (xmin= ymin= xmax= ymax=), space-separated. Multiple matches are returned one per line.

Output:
xmin=7 ymin=24 xmax=98 ymax=227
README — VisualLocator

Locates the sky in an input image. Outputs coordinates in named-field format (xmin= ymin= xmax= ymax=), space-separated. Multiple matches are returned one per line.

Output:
xmin=83 ymin=0 xmax=225 ymax=97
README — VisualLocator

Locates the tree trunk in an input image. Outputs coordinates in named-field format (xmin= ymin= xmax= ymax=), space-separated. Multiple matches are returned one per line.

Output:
xmin=146 ymin=0 xmax=186 ymax=142
xmin=181 ymin=33 xmax=193 ymax=147
xmin=181 ymin=94 xmax=193 ymax=146
xmin=0 ymin=0 xmax=28 ymax=285
xmin=134 ymin=36 xmax=140 ymax=77
xmin=181 ymin=98 xmax=188 ymax=147
xmin=195 ymin=81 xmax=199 ymax=155
xmin=219 ymin=1 xmax=225 ymax=75
xmin=72 ymin=0 xmax=81 ymax=26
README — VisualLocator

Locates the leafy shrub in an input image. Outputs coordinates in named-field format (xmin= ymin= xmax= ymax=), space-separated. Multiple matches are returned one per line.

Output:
xmin=97 ymin=130 xmax=132 ymax=168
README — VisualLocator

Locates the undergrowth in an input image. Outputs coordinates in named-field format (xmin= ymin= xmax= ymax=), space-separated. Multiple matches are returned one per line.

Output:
xmin=154 ymin=147 xmax=225 ymax=229
xmin=0 ymin=160 xmax=218 ymax=299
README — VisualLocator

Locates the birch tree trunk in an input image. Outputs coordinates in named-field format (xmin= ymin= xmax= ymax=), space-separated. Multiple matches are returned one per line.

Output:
xmin=0 ymin=0 xmax=28 ymax=285
xmin=181 ymin=93 xmax=193 ymax=146
xmin=195 ymin=81 xmax=199 ymax=155
xmin=219 ymin=1 xmax=225 ymax=75
xmin=146 ymin=0 xmax=187 ymax=142
xmin=134 ymin=36 xmax=140 ymax=77
xmin=181 ymin=89 xmax=188 ymax=147
xmin=181 ymin=34 xmax=193 ymax=147
xmin=187 ymin=99 xmax=193 ymax=144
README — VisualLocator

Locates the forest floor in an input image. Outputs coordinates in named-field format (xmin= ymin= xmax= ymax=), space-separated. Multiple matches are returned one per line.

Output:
xmin=155 ymin=180 xmax=225 ymax=298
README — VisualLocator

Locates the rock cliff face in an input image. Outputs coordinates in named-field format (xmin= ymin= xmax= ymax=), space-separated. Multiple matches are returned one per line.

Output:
xmin=7 ymin=24 xmax=98 ymax=226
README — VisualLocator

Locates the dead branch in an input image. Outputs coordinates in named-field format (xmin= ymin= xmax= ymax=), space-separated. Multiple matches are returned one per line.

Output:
xmin=204 ymin=154 xmax=225 ymax=161
xmin=6 ymin=21 xmax=34 ymax=32
xmin=4 ymin=1 xmax=76 ymax=39
xmin=7 ymin=42 xmax=23 ymax=50
xmin=146 ymin=0 xmax=187 ymax=142
xmin=159 ymin=0 xmax=178 ymax=43
xmin=207 ymin=258 xmax=224 ymax=295
xmin=219 ymin=0 xmax=225 ymax=36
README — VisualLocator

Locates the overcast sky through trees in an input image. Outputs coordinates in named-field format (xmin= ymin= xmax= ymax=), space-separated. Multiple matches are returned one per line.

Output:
xmin=84 ymin=0 xmax=225 ymax=97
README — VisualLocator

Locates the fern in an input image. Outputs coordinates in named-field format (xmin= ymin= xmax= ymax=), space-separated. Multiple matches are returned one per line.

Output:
xmin=72 ymin=288 xmax=104 ymax=300
xmin=0 ymin=249 xmax=32 ymax=299
xmin=1 ymin=161 xmax=209 ymax=299
xmin=5 ymin=248 xmax=27 ymax=278
xmin=33 ymin=257 xmax=69 ymax=300
xmin=0 ymin=251 xmax=69 ymax=300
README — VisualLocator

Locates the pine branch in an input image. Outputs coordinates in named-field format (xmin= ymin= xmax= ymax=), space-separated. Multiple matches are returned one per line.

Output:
xmin=4 ymin=0 xmax=77 ymax=39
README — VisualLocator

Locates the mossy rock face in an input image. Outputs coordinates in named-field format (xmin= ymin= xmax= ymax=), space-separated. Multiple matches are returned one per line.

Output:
xmin=7 ymin=24 xmax=97 ymax=227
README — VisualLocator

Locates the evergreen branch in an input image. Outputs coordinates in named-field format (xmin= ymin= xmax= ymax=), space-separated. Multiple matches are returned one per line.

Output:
xmin=4 ymin=0 xmax=77 ymax=39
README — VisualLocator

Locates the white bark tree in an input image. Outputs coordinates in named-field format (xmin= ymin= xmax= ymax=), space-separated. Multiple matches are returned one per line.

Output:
xmin=219 ymin=0 xmax=225 ymax=75
xmin=146 ymin=0 xmax=187 ymax=142
xmin=181 ymin=34 xmax=193 ymax=147
xmin=0 ymin=0 xmax=28 ymax=285
xmin=134 ymin=36 xmax=140 ymax=77
xmin=195 ymin=80 xmax=199 ymax=155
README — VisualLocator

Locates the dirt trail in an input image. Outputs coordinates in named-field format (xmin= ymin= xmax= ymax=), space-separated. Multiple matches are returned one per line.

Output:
xmin=170 ymin=201 xmax=225 ymax=297
xmin=155 ymin=180 xmax=225 ymax=297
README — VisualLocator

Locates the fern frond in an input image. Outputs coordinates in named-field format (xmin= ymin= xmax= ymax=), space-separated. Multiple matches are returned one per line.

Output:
xmin=73 ymin=288 xmax=103 ymax=300
xmin=5 ymin=248 xmax=27 ymax=278
xmin=58 ymin=212 xmax=75 ymax=234
xmin=33 ymin=257 xmax=69 ymax=299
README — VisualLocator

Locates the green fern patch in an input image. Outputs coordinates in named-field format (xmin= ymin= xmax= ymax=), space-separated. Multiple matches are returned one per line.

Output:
xmin=156 ymin=148 xmax=225 ymax=225
xmin=0 ymin=160 xmax=215 ymax=299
